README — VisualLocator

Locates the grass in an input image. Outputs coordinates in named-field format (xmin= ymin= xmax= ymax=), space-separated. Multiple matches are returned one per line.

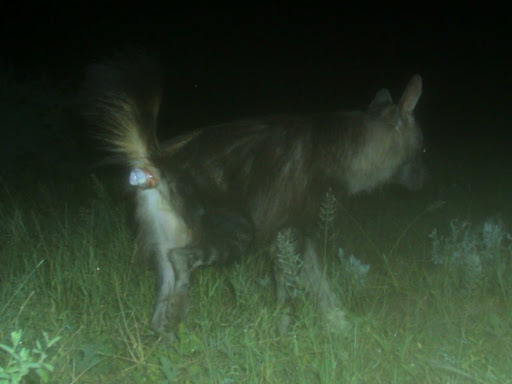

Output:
xmin=1 ymin=175 xmax=511 ymax=384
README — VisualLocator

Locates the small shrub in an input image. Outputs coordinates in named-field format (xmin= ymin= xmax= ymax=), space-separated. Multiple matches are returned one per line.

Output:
xmin=317 ymin=188 xmax=339 ymax=257
xmin=0 ymin=330 xmax=60 ymax=384
xmin=274 ymin=228 xmax=303 ymax=300
xmin=337 ymin=248 xmax=370 ymax=300
xmin=429 ymin=217 xmax=511 ymax=291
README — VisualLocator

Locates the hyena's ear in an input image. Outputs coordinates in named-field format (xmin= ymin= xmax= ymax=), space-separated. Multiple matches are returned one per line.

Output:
xmin=397 ymin=74 xmax=422 ymax=116
xmin=368 ymin=88 xmax=393 ymax=112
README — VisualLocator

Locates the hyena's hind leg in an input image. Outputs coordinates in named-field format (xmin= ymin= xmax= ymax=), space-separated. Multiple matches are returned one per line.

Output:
xmin=151 ymin=249 xmax=177 ymax=337
xmin=152 ymin=203 xmax=254 ymax=339
xmin=273 ymin=228 xmax=345 ymax=334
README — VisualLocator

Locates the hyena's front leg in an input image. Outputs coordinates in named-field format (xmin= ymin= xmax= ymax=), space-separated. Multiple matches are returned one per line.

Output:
xmin=300 ymin=237 xmax=347 ymax=331
xmin=273 ymin=228 xmax=345 ymax=334
xmin=300 ymin=238 xmax=341 ymax=311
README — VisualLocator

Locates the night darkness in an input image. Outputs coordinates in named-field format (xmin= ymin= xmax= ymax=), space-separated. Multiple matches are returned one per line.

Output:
xmin=1 ymin=4 xmax=510 ymax=173
xmin=0 ymin=3 xmax=510 ymax=240
xmin=1 ymin=3 xmax=512 ymax=381
xmin=1 ymin=4 xmax=510 ymax=210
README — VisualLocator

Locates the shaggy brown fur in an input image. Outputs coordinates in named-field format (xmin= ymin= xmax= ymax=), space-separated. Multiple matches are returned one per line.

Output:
xmin=84 ymin=51 xmax=425 ymax=339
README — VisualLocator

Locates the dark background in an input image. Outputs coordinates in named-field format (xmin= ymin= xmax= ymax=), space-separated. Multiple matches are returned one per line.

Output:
xmin=0 ymin=4 xmax=510 ymax=208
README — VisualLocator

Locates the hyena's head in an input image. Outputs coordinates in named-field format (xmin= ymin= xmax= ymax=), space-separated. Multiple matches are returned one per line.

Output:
xmin=346 ymin=75 xmax=425 ymax=194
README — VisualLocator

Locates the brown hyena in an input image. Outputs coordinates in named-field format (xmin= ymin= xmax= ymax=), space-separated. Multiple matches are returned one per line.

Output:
xmin=84 ymin=51 xmax=425 ymax=339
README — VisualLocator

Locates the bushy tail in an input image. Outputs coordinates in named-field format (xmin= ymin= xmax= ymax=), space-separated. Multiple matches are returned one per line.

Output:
xmin=83 ymin=50 xmax=163 ymax=169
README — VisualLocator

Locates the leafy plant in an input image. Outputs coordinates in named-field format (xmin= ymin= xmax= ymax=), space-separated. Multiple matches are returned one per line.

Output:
xmin=0 ymin=330 xmax=60 ymax=384
xmin=429 ymin=217 xmax=511 ymax=291
xmin=337 ymin=248 xmax=370 ymax=300
xmin=318 ymin=188 xmax=338 ymax=257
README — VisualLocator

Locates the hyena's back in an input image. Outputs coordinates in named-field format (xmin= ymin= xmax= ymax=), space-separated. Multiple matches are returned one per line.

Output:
xmin=155 ymin=93 xmax=424 ymax=240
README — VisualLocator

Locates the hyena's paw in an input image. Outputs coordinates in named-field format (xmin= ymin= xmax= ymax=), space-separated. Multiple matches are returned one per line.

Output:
xmin=151 ymin=292 xmax=190 ymax=341
xmin=151 ymin=298 xmax=176 ymax=341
